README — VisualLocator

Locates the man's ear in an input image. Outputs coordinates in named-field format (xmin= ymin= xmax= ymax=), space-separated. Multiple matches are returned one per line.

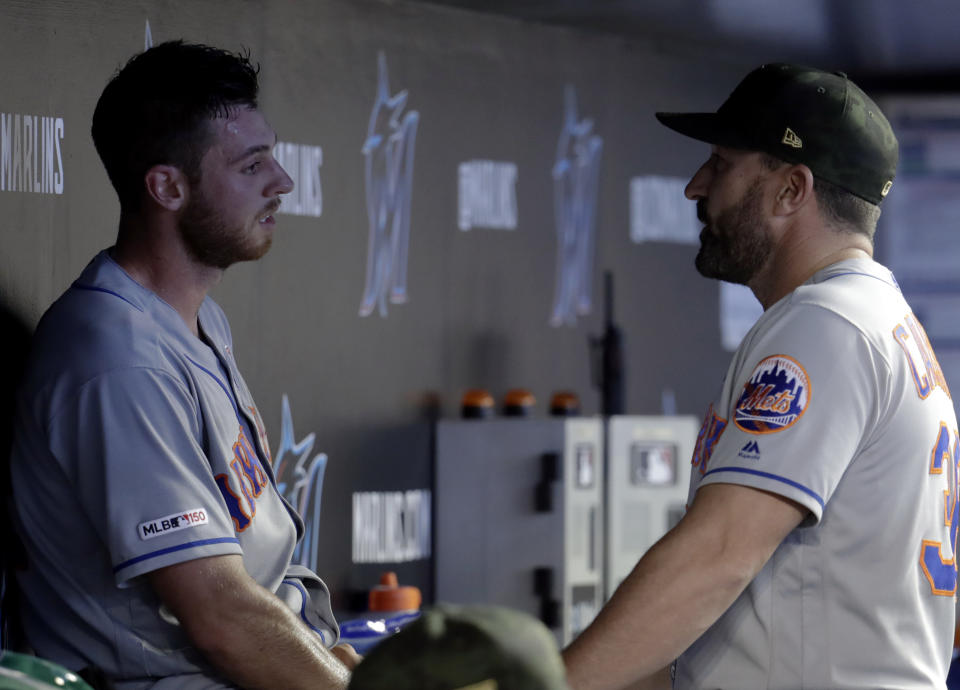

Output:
xmin=144 ymin=165 xmax=189 ymax=211
xmin=772 ymin=164 xmax=815 ymax=217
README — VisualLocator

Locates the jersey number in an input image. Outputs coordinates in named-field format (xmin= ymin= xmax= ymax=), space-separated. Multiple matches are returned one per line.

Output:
xmin=921 ymin=422 xmax=960 ymax=596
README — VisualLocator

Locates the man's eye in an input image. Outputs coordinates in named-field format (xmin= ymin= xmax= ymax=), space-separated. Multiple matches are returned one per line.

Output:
xmin=244 ymin=161 xmax=261 ymax=174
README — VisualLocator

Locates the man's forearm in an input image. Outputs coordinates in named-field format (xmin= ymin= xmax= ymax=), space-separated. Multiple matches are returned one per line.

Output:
xmin=562 ymin=484 xmax=807 ymax=690
xmin=189 ymin=581 xmax=350 ymax=690
xmin=562 ymin=516 xmax=751 ymax=689
xmin=150 ymin=555 xmax=350 ymax=690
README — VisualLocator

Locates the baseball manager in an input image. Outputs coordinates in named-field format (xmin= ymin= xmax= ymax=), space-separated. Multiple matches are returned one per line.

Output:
xmin=564 ymin=64 xmax=958 ymax=689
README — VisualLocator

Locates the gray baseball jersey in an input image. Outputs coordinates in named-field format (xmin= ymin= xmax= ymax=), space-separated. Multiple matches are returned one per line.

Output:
xmin=10 ymin=250 xmax=338 ymax=689
xmin=675 ymin=258 xmax=957 ymax=689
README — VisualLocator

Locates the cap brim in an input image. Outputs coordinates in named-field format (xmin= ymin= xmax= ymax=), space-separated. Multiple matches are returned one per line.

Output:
xmin=655 ymin=112 xmax=747 ymax=149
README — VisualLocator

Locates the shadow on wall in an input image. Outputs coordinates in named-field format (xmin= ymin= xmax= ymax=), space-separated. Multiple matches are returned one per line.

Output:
xmin=0 ymin=299 xmax=32 ymax=649
xmin=469 ymin=331 xmax=511 ymax=396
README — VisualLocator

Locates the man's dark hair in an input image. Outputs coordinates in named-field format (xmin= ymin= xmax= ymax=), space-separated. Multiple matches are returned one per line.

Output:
xmin=760 ymin=153 xmax=881 ymax=240
xmin=811 ymin=176 xmax=882 ymax=240
xmin=91 ymin=40 xmax=260 ymax=212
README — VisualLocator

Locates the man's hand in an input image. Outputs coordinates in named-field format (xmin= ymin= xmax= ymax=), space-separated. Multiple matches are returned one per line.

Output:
xmin=149 ymin=554 xmax=351 ymax=690
xmin=331 ymin=643 xmax=362 ymax=670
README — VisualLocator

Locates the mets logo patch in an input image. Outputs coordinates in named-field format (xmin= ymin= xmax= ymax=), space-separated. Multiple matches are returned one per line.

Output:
xmin=734 ymin=355 xmax=810 ymax=434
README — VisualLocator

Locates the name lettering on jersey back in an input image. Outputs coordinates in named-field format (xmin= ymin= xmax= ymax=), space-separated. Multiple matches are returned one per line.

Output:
xmin=215 ymin=426 xmax=270 ymax=532
xmin=893 ymin=313 xmax=951 ymax=401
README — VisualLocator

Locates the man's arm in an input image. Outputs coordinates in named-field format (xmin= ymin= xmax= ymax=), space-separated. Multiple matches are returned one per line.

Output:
xmin=562 ymin=482 xmax=808 ymax=690
xmin=148 ymin=554 xmax=351 ymax=690
xmin=620 ymin=667 xmax=672 ymax=690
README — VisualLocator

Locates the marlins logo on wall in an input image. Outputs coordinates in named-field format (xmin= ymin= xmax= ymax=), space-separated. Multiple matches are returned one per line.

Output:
xmin=734 ymin=355 xmax=810 ymax=434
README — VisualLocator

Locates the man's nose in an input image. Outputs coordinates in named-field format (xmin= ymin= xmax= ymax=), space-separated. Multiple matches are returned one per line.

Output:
xmin=271 ymin=159 xmax=295 ymax=196
xmin=684 ymin=161 xmax=711 ymax=200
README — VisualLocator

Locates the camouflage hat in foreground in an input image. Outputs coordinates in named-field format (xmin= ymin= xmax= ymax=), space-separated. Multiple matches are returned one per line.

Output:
xmin=656 ymin=63 xmax=898 ymax=205
xmin=347 ymin=604 xmax=571 ymax=690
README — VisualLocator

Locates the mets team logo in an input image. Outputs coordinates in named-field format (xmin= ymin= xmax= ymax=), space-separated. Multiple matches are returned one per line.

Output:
xmin=734 ymin=355 xmax=810 ymax=434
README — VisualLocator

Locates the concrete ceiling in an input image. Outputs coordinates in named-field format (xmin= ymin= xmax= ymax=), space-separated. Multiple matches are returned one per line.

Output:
xmin=410 ymin=0 xmax=960 ymax=89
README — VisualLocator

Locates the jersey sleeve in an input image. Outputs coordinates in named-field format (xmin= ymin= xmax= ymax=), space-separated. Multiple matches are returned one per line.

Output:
xmin=276 ymin=564 xmax=341 ymax=647
xmin=698 ymin=304 xmax=884 ymax=522
xmin=49 ymin=366 xmax=243 ymax=585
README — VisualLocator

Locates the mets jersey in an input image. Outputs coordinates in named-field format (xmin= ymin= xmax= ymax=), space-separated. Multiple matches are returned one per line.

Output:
xmin=10 ymin=250 xmax=338 ymax=688
xmin=674 ymin=258 xmax=957 ymax=689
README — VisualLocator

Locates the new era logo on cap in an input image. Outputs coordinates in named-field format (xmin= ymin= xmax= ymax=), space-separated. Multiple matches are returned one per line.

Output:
xmin=782 ymin=128 xmax=802 ymax=149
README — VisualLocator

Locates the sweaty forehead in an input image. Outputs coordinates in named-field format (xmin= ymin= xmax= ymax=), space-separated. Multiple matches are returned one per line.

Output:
xmin=207 ymin=107 xmax=276 ymax=158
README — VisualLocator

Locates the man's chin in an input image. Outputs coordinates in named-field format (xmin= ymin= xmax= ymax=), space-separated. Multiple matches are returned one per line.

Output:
xmin=695 ymin=250 xmax=745 ymax=284
xmin=236 ymin=239 xmax=273 ymax=265
xmin=694 ymin=248 xmax=720 ymax=280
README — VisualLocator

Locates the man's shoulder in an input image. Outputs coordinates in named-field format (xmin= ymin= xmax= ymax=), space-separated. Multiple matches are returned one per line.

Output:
xmin=24 ymin=258 xmax=190 ymax=396
xmin=36 ymin=288 xmax=168 ymax=366
xmin=786 ymin=258 xmax=908 ymax=332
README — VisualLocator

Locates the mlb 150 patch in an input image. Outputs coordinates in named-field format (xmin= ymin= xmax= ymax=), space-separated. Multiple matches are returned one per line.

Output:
xmin=734 ymin=355 xmax=810 ymax=434
xmin=138 ymin=508 xmax=209 ymax=540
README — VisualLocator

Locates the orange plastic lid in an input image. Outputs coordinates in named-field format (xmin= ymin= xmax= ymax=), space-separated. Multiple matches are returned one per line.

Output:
xmin=503 ymin=388 xmax=535 ymax=410
xmin=461 ymin=389 xmax=495 ymax=419
xmin=368 ymin=571 xmax=422 ymax=612
xmin=462 ymin=389 xmax=494 ymax=409
xmin=550 ymin=391 xmax=580 ymax=415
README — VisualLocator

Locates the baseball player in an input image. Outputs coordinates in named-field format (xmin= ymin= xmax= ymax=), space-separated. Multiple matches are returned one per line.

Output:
xmin=9 ymin=42 xmax=357 ymax=689
xmin=563 ymin=64 xmax=958 ymax=689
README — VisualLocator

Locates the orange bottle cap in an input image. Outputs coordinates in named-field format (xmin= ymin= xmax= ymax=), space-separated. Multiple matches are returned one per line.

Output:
xmin=461 ymin=389 xmax=495 ymax=419
xmin=368 ymin=571 xmax=422 ymax=612
xmin=503 ymin=388 xmax=535 ymax=416
xmin=550 ymin=391 xmax=580 ymax=416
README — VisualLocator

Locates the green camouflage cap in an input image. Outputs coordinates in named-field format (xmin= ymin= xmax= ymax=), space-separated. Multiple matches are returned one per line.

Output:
xmin=347 ymin=604 xmax=571 ymax=690
xmin=656 ymin=63 xmax=898 ymax=205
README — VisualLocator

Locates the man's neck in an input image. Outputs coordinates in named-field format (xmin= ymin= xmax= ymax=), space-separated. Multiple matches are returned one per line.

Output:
xmin=113 ymin=215 xmax=223 ymax=337
xmin=749 ymin=223 xmax=874 ymax=310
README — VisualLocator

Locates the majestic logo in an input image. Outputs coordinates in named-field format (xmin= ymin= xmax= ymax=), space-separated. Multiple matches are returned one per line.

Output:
xmin=738 ymin=440 xmax=761 ymax=460
xmin=782 ymin=127 xmax=802 ymax=149
xmin=138 ymin=508 xmax=208 ymax=541
xmin=734 ymin=355 xmax=810 ymax=434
